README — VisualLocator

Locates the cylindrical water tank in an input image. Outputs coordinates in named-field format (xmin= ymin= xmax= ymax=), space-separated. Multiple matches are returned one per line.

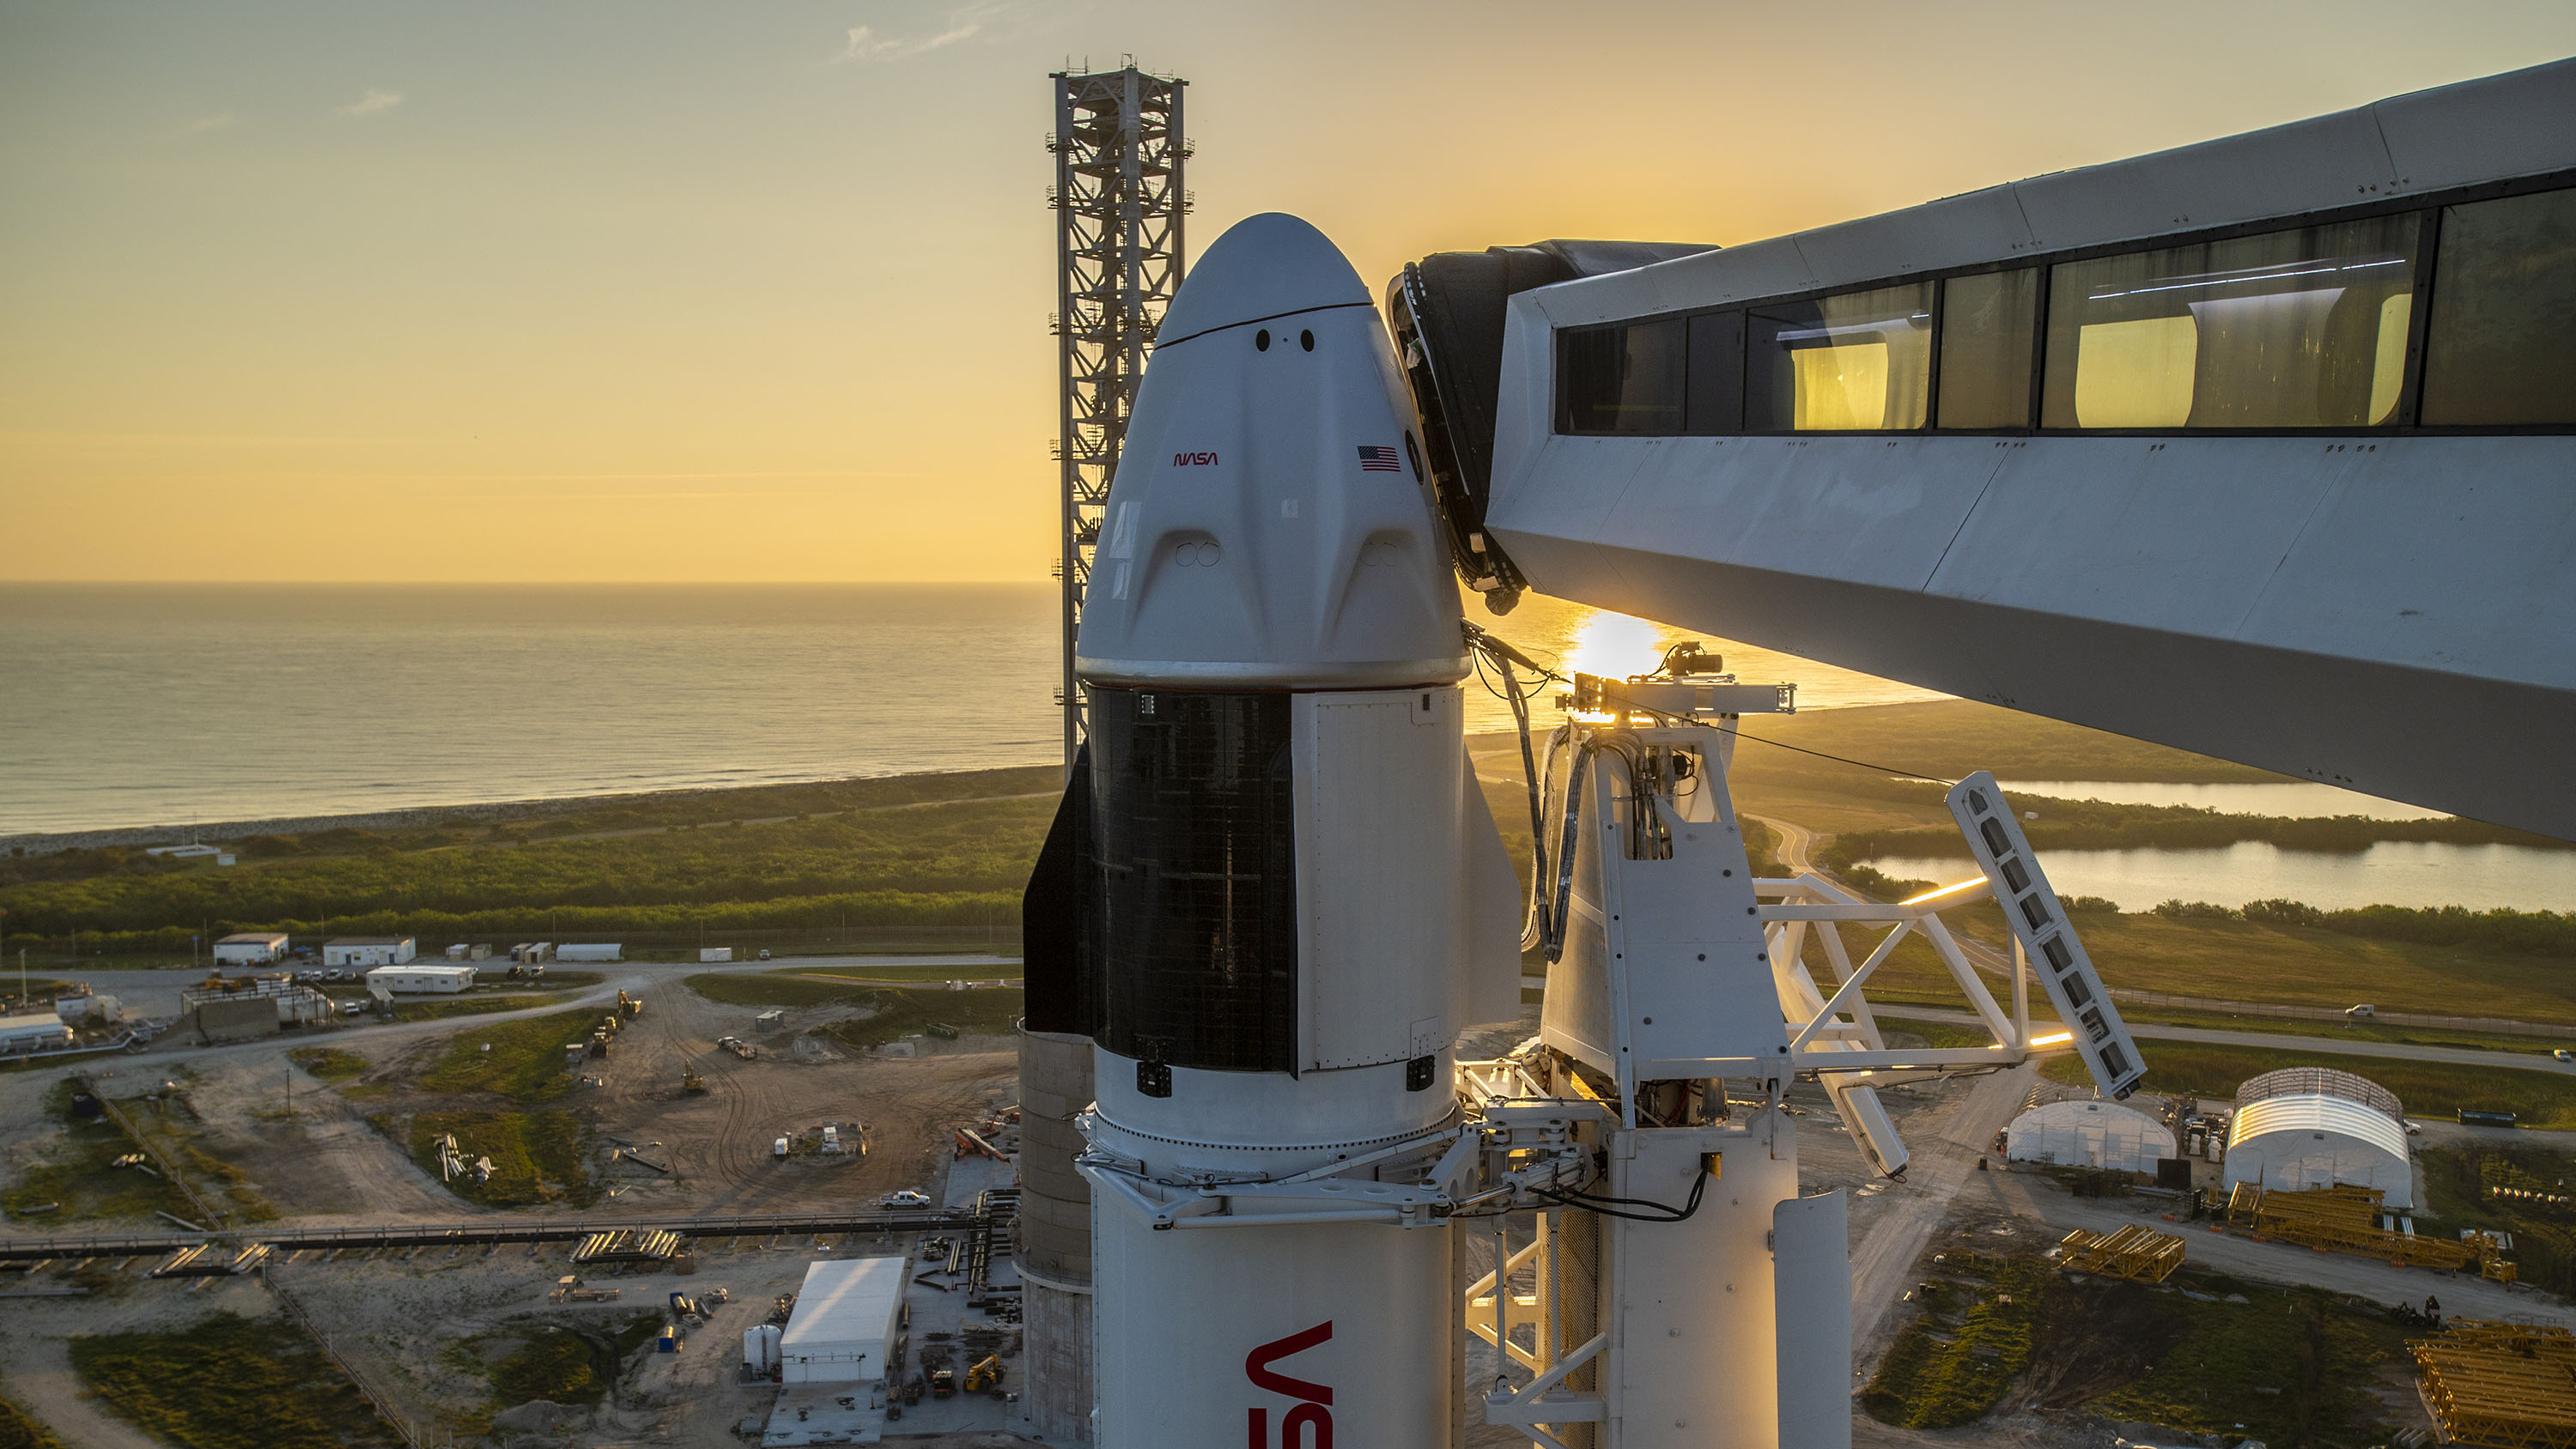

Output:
xmin=743 ymin=1323 xmax=781 ymax=1373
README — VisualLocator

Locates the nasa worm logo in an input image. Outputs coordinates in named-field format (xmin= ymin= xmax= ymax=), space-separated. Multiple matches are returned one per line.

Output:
xmin=1173 ymin=451 xmax=1220 ymax=467
xmin=1245 ymin=1320 xmax=1332 ymax=1447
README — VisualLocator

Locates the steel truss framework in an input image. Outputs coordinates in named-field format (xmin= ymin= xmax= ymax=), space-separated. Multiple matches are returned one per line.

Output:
xmin=1048 ymin=64 xmax=1188 ymax=767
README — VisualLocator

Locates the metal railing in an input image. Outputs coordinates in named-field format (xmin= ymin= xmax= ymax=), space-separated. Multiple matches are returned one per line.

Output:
xmin=0 ymin=1206 xmax=997 ymax=1262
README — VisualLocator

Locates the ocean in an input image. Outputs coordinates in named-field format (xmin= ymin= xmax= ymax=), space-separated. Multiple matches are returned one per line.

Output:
xmin=0 ymin=582 xmax=1942 ymax=839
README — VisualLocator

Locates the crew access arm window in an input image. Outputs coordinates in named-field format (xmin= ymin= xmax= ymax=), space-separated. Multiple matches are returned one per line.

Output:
xmin=1552 ymin=181 xmax=2576 ymax=436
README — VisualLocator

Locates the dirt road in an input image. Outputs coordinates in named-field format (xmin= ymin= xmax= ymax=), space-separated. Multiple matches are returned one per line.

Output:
xmin=1849 ymin=1061 xmax=2037 ymax=1369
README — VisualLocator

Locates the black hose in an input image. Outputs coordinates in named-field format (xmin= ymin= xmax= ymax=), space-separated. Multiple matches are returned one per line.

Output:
xmin=1535 ymin=1168 xmax=1710 ymax=1223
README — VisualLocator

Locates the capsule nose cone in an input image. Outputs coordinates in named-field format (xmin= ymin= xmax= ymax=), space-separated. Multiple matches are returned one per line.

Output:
xmin=1156 ymin=213 xmax=1370 ymax=347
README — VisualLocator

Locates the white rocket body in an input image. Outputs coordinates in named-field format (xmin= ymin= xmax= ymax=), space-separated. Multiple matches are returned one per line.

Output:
xmin=1062 ymin=213 xmax=1523 ymax=1446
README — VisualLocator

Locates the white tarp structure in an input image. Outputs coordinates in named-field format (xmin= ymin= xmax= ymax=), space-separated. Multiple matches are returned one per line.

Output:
xmin=780 ymin=1257 xmax=908 ymax=1385
xmin=2224 ymin=1094 xmax=2415 ymax=1210
xmin=2004 ymin=1099 xmax=2177 ymax=1173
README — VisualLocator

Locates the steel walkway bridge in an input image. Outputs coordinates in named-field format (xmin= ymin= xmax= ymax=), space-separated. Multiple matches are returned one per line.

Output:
xmin=1393 ymin=58 xmax=2576 ymax=840
xmin=0 ymin=1205 xmax=999 ymax=1264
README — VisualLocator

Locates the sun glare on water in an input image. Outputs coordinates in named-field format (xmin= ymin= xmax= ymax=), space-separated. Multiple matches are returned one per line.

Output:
xmin=1564 ymin=610 xmax=1669 ymax=680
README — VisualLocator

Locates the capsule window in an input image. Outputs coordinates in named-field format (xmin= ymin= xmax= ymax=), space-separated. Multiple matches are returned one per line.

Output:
xmin=1255 ymin=329 xmax=1271 ymax=351
xmin=1300 ymin=329 xmax=1314 ymax=351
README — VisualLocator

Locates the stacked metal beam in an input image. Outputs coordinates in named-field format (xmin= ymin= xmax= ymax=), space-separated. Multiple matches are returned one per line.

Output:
xmin=2057 ymin=1226 xmax=2184 ymax=1283
xmin=2414 ymin=1321 xmax=2576 ymax=1448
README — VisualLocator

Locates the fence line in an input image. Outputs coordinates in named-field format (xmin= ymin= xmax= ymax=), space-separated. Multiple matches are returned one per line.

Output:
xmin=264 ymin=1269 xmax=448 ymax=1448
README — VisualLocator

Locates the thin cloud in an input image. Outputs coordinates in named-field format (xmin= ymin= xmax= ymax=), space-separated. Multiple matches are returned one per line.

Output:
xmin=337 ymin=88 xmax=404 ymax=118
xmin=182 ymin=111 xmax=240 ymax=135
xmin=834 ymin=1 xmax=1041 ymax=64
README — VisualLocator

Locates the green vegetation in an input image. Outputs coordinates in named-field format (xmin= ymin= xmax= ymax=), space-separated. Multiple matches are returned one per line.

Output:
xmin=394 ymin=992 xmax=566 ymax=1022
xmin=404 ymin=1110 xmax=594 ymax=1208
xmin=2417 ymin=1143 xmax=2576 ymax=1296
xmin=0 ymin=1392 xmax=65 ymax=1449
xmin=0 ymin=767 xmax=1052 ymax=953
xmin=1830 ymin=793 xmax=2563 ymax=866
xmin=1865 ymin=1252 xmax=2409 ymax=1442
xmin=687 ymin=972 xmax=875 ymax=1008
xmin=1861 ymin=1252 xmax=2049 ymax=1427
xmin=2042 ymin=1035 xmax=2576 ymax=1125
xmin=444 ymin=1315 xmax=660 ymax=1411
xmin=821 ymin=987 xmax=1027 ymax=1049
xmin=2080 ymin=1276 xmax=2409 ymax=1444
xmin=1735 ymin=699 xmax=2285 ymax=785
xmin=289 ymin=1046 xmax=370 ymax=1082
xmin=1873 ymin=1016 xmax=1998 ymax=1051
xmin=0 ymin=1082 xmax=196 ymax=1223
xmin=416 ymin=1008 xmax=598 ymax=1104
xmin=69 ymin=1312 xmax=403 ymax=1449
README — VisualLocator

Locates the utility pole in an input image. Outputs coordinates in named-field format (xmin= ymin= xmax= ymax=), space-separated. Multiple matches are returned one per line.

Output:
xmin=1048 ymin=62 xmax=1188 ymax=774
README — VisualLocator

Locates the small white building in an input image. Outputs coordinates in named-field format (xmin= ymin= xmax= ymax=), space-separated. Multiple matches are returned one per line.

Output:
xmin=0 ymin=1013 xmax=75 ymax=1053
xmin=556 ymin=943 xmax=621 ymax=963
xmin=779 ymin=1258 xmax=909 ymax=1385
xmin=2224 ymin=1094 xmax=2415 ymax=1210
xmin=325 ymin=937 xmax=416 ymax=967
xmin=365 ymin=964 xmax=476 ymax=995
xmin=2004 ymin=1098 xmax=2178 ymax=1174
xmin=213 ymin=932 xmax=290 ymax=966
xmin=54 ymin=992 xmax=121 ymax=1026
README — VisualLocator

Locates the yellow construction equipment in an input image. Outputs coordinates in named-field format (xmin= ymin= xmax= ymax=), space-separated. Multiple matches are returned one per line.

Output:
xmin=682 ymin=1063 xmax=707 ymax=1094
xmin=963 ymin=1355 xmax=1002 ymax=1393
xmin=617 ymin=990 xmax=643 ymax=1020
xmin=2413 ymin=1320 xmax=2576 ymax=1448
xmin=2057 ymin=1225 xmax=2185 ymax=1283
xmin=2224 ymin=1182 xmax=2510 ymax=1275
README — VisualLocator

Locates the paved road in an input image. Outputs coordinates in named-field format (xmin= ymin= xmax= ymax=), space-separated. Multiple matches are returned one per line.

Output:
xmin=1890 ymin=1003 xmax=2576 ymax=1077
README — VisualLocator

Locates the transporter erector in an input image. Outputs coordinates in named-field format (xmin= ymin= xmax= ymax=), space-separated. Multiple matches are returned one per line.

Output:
xmin=1024 ymin=213 xmax=2141 ymax=1448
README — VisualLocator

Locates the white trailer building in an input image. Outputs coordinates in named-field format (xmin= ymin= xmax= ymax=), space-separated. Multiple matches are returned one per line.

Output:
xmin=2004 ymin=1099 xmax=2178 ymax=1174
xmin=213 ymin=932 xmax=289 ymax=966
xmin=365 ymin=964 xmax=477 ymax=995
xmin=778 ymin=1258 xmax=908 ymax=1385
xmin=324 ymin=937 xmax=416 ymax=967
xmin=555 ymin=943 xmax=621 ymax=963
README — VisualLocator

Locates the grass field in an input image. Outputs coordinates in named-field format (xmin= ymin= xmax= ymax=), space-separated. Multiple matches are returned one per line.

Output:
xmin=2041 ymin=1036 xmax=2576 ymax=1125
xmin=402 ymin=1109 xmax=594 ymax=1209
xmin=446 ymin=1313 xmax=661 ymax=1412
xmin=394 ymin=992 xmax=571 ymax=1022
xmin=685 ymin=972 xmax=873 ymax=1007
xmin=414 ymin=1008 xmax=598 ymax=1105
xmin=1863 ymin=1251 xmax=2409 ymax=1442
xmin=0 ymin=1393 xmax=65 ymax=1449
xmin=821 ymin=987 xmax=1027 ymax=1049
xmin=289 ymin=1046 xmax=371 ymax=1082
xmin=69 ymin=1311 xmax=404 ymax=1449
xmin=0 ymin=1082 xmax=197 ymax=1223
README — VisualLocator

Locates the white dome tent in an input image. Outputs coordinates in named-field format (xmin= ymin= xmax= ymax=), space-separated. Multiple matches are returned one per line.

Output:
xmin=2004 ymin=1099 xmax=2177 ymax=1173
xmin=2222 ymin=1067 xmax=2415 ymax=1210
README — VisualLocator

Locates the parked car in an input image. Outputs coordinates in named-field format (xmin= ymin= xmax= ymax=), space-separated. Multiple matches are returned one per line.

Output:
xmin=2345 ymin=1003 xmax=2376 ymax=1020
xmin=757 ymin=949 xmax=772 ymax=961
xmin=2554 ymin=1049 xmax=2573 ymax=1062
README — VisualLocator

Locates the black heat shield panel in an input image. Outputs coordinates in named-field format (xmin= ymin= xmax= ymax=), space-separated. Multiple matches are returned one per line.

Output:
xmin=1020 ymin=742 xmax=1097 ymax=1038
xmin=1386 ymin=239 xmax=1716 ymax=601
xmin=1087 ymin=687 xmax=1298 ymax=1074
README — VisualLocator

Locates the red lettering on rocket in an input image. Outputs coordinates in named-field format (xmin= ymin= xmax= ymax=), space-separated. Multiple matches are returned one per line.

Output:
xmin=1246 ymin=1322 xmax=1333 ymax=1447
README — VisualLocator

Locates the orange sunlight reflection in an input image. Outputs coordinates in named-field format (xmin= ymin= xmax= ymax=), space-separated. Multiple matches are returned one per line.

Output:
xmin=1564 ymin=610 xmax=1668 ymax=680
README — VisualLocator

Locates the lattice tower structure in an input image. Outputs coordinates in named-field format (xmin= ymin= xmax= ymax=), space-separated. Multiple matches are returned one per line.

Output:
xmin=1048 ymin=65 xmax=1188 ymax=769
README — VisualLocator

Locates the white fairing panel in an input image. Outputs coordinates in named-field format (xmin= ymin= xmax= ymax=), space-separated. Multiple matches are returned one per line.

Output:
xmin=1773 ymin=1190 xmax=1854 ymax=1449
xmin=1078 ymin=213 xmax=1462 ymax=690
xmin=1609 ymin=1113 xmax=1797 ymax=1447
xmin=1461 ymin=758 xmax=1524 ymax=1027
xmin=1295 ymin=688 xmax=1475 ymax=1070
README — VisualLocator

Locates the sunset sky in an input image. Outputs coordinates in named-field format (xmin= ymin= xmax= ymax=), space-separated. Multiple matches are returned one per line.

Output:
xmin=6 ymin=2 xmax=2573 ymax=582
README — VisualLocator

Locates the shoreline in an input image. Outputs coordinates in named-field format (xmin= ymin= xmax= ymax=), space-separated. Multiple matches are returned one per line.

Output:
xmin=0 ymin=767 xmax=1024 ymax=856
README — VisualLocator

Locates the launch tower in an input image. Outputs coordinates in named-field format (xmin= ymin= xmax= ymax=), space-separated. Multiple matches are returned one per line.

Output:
xmin=1048 ymin=63 xmax=1189 ymax=770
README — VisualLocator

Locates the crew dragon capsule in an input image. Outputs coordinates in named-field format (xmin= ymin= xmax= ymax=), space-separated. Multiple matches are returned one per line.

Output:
xmin=1024 ymin=213 xmax=1525 ymax=1444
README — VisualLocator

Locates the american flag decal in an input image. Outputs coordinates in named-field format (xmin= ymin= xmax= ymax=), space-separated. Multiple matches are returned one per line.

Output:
xmin=1357 ymin=445 xmax=1401 ymax=472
